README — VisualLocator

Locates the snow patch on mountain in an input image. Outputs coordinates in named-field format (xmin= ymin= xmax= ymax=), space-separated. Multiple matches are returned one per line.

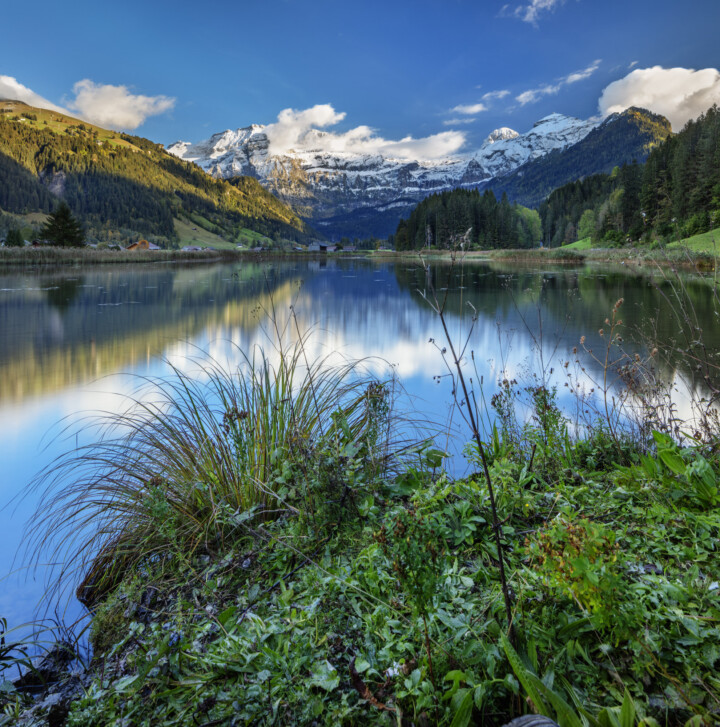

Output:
xmin=167 ymin=112 xmax=599 ymax=236
xmin=484 ymin=127 xmax=519 ymax=144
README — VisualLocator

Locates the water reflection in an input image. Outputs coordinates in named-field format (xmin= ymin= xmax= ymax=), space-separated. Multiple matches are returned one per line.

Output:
xmin=0 ymin=257 xmax=716 ymax=631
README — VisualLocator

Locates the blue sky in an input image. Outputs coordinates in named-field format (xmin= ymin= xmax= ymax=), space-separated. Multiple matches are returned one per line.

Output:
xmin=2 ymin=0 xmax=719 ymax=156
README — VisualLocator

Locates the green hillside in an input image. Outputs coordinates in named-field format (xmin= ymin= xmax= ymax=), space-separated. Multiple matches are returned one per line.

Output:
xmin=0 ymin=100 xmax=314 ymax=246
xmin=668 ymin=226 xmax=720 ymax=253
xmin=540 ymin=105 xmax=720 ymax=247
xmin=489 ymin=107 xmax=671 ymax=209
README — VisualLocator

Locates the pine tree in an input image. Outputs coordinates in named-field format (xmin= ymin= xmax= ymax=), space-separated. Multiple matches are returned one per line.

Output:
xmin=40 ymin=202 xmax=85 ymax=247
xmin=5 ymin=228 xmax=24 ymax=247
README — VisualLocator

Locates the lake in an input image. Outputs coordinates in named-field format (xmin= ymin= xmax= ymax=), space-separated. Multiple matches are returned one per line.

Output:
xmin=0 ymin=256 xmax=714 ymax=636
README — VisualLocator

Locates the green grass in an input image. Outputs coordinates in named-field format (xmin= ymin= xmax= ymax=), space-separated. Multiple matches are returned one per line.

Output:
xmin=562 ymin=236 xmax=592 ymax=250
xmin=173 ymin=217 xmax=275 ymax=250
xmin=0 ymin=100 xmax=141 ymax=150
xmin=668 ymin=226 xmax=720 ymax=254
xmin=173 ymin=217 xmax=236 ymax=249
xmin=235 ymin=227 xmax=274 ymax=246
xmin=0 ymin=246 xmax=238 ymax=266
xmin=15 ymin=383 xmax=719 ymax=726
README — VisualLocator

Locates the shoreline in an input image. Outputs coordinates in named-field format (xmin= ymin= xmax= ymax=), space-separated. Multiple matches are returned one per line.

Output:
xmin=1 ymin=244 xmax=716 ymax=271
xmin=372 ymin=245 xmax=717 ymax=270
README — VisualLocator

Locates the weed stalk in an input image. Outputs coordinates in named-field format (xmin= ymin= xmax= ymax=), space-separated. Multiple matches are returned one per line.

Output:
xmin=419 ymin=239 xmax=515 ymax=641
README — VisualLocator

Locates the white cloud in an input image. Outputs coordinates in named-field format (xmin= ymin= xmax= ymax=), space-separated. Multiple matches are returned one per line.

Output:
xmin=443 ymin=117 xmax=477 ymax=126
xmin=598 ymin=66 xmax=720 ymax=130
xmin=264 ymin=104 xmax=346 ymax=154
xmin=0 ymin=75 xmax=174 ymax=130
xmin=443 ymin=92 xmax=506 ymax=124
xmin=264 ymin=104 xmax=466 ymax=161
xmin=450 ymin=102 xmax=487 ymax=114
xmin=482 ymin=89 xmax=511 ymax=101
xmin=564 ymin=59 xmax=601 ymax=84
xmin=0 ymin=75 xmax=66 ymax=113
xmin=514 ymin=0 xmax=567 ymax=24
xmin=516 ymin=84 xmax=560 ymax=105
xmin=516 ymin=59 xmax=600 ymax=105
xmin=67 ymin=80 xmax=175 ymax=130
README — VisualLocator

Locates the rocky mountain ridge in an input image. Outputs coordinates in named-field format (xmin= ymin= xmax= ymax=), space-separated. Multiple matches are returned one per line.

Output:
xmin=168 ymin=109 xmax=668 ymax=239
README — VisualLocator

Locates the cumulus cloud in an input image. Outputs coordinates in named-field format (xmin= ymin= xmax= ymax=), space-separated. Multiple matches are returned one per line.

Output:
xmin=380 ymin=132 xmax=466 ymax=160
xmin=516 ymin=59 xmax=601 ymax=105
xmin=264 ymin=104 xmax=346 ymax=154
xmin=598 ymin=66 xmax=720 ymax=130
xmin=450 ymin=102 xmax=487 ymax=114
xmin=67 ymin=80 xmax=175 ymax=130
xmin=0 ymin=75 xmax=173 ymax=129
xmin=264 ymin=104 xmax=466 ymax=161
xmin=0 ymin=75 xmax=67 ymax=113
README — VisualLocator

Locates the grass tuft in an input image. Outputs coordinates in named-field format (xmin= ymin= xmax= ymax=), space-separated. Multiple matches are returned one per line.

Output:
xmin=25 ymin=331 xmax=418 ymax=610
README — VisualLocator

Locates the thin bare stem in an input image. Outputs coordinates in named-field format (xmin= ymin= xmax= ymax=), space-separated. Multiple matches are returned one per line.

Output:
xmin=419 ymin=238 xmax=515 ymax=641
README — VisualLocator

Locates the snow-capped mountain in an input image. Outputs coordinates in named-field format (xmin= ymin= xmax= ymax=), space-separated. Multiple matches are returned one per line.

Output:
xmin=165 ymin=112 xmax=601 ymax=238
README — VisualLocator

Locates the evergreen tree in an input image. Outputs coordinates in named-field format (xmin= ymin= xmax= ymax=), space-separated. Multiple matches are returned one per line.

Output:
xmin=395 ymin=187 xmax=539 ymax=251
xmin=5 ymin=228 xmax=24 ymax=247
xmin=577 ymin=209 xmax=596 ymax=240
xmin=41 ymin=202 xmax=85 ymax=247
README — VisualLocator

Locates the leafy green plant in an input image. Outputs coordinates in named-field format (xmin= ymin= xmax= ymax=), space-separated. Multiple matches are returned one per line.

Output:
xmin=0 ymin=617 xmax=31 ymax=684
xmin=375 ymin=504 xmax=447 ymax=692
xmin=652 ymin=430 xmax=719 ymax=505
xmin=526 ymin=517 xmax=622 ymax=627
xmin=375 ymin=506 xmax=446 ymax=619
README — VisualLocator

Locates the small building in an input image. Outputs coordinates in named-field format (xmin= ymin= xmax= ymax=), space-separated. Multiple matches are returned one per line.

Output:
xmin=181 ymin=245 xmax=204 ymax=252
xmin=126 ymin=239 xmax=160 ymax=251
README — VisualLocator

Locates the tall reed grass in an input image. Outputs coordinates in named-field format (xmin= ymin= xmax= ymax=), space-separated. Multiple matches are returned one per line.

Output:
xmin=25 ymin=330 xmax=417 ymax=609
xmin=0 ymin=247 xmax=233 ymax=266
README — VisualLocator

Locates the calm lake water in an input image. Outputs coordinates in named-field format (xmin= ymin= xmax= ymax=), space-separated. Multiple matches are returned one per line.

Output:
xmin=0 ymin=256 xmax=714 ymax=635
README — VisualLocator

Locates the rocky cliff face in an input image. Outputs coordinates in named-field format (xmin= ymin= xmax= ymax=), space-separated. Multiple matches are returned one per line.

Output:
xmin=167 ymin=113 xmax=600 ymax=238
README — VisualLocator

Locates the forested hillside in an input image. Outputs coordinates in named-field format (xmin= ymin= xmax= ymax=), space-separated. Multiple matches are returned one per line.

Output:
xmin=540 ymin=105 xmax=720 ymax=246
xmin=487 ymin=107 xmax=671 ymax=209
xmin=0 ymin=101 xmax=314 ymax=245
xmin=391 ymin=188 xmax=541 ymax=250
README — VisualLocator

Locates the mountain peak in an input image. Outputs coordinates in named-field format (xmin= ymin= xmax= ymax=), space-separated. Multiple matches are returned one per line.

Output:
xmin=167 ymin=109 xmax=610 ymax=238
xmin=532 ymin=113 xmax=581 ymax=130
xmin=485 ymin=127 xmax=519 ymax=144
